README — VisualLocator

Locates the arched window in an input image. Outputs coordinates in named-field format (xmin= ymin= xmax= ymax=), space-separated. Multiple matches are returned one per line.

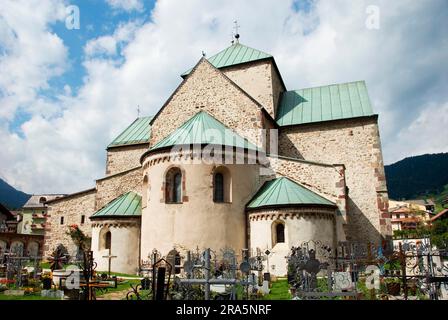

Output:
xmin=272 ymin=220 xmax=285 ymax=247
xmin=213 ymin=167 xmax=231 ymax=203
xmin=214 ymin=173 xmax=224 ymax=202
xmin=165 ymin=167 xmax=182 ymax=203
xmin=105 ymin=231 xmax=111 ymax=250
xmin=174 ymin=173 xmax=182 ymax=203
xmin=276 ymin=224 xmax=285 ymax=243
xmin=39 ymin=197 xmax=47 ymax=203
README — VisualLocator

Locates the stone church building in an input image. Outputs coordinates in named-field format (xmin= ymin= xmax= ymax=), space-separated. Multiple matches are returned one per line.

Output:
xmin=43 ymin=41 xmax=392 ymax=275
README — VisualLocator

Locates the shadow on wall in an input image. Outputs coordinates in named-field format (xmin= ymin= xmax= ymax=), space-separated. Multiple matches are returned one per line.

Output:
xmin=346 ymin=197 xmax=383 ymax=244
xmin=278 ymin=133 xmax=304 ymax=159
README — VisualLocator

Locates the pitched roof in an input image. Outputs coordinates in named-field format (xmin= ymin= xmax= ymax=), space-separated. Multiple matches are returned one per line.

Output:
xmin=430 ymin=209 xmax=448 ymax=222
xmin=108 ymin=116 xmax=153 ymax=148
xmin=276 ymin=81 xmax=375 ymax=126
xmin=247 ymin=177 xmax=335 ymax=210
xmin=182 ymin=43 xmax=272 ymax=77
xmin=23 ymin=194 xmax=67 ymax=208
xmin=149 ymin=111 xmax=259 ymax=152
xmin=90 ymin=191 xmax=141 ymax=219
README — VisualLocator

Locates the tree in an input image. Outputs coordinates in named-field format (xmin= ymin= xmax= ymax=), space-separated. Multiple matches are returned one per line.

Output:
xmin=430 ymin=219 xmax=448 ymax=249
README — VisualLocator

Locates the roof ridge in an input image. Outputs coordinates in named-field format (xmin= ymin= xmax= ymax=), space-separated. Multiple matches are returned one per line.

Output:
xmin=148 ymin=110 xmax=259 ymax=153
xmin=290 ymin=80 xmax=367 ymax=92
xmin=246 ymin=176 xmax=335 ymax=210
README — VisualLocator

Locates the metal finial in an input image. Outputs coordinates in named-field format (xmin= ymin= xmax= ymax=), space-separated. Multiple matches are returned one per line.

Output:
xmin=137 ymin=105 xmax=140 ymax=117
xmin=202 ymin=51 xmax=206 ymax=57
xmin=233 ymin=20 xmax=240 ymax=43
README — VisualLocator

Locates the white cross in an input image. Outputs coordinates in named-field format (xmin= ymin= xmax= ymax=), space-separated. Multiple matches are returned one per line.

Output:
xmin=102 ymin=249 xmax=117 ymax=277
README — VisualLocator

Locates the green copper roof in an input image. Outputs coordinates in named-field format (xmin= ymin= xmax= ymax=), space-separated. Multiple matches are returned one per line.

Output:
xmin=91 ymin=192 xmax=141 ymax=218
xmin=150 ymin=111 xmax=259 ymax=152
xmin=276 ymin=81 xmax=374 ymax=126
xmin=108 ymin=116 xmax=153 ymax=148
xmin=182 ymin=43 xmax=272 ymax=77
xmin=247 ymin=177 xmax=335 ymax=210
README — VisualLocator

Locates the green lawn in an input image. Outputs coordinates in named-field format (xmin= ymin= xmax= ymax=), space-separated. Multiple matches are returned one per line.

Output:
xmin=262 ymin=279 xmax=291 ymax=300
xmin=0 ymin=293 xmax=60 ymax=300
xmin=96 ymin=271 xmax=141 ymax=278
xmin=95 ymin=279 xmax=141 ymax=297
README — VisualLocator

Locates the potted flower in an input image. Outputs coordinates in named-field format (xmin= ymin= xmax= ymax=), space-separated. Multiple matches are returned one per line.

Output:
xmin=42 ymin=273 xmax=52 ymax=290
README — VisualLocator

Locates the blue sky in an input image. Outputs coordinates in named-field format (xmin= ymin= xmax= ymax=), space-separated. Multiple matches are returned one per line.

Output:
xmin=0 ymin=0 xmax=447 ymax=194
xmin=8 ymin=0 xmax=156 ymax=134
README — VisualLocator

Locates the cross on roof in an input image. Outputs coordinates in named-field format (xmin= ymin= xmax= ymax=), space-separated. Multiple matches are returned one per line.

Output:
xmin=233 ymin=20 xmax=240 ymax=43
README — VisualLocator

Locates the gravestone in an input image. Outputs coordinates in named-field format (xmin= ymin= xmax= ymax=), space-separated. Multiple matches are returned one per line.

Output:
xmin=41 ymin=289 xmax=65 ymax=299
xmin=4 ymin=290 xmax=24 ymax=296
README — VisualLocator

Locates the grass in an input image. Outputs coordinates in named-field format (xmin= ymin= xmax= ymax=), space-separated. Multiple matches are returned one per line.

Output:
xmin=262 ymin=279 xmax=291 ymax=300
xmin=0 ymin=293 xmax=60 ymax=300
xmin=95 ymin=279 xmax=141 ymax=297
xmin=96 ymin=271 xmax=141 ymax=278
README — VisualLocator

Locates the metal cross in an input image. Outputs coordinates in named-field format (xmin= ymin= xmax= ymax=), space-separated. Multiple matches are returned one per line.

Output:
xmin=102 ymin=248 xmax=117 ymax=278
xmin=233 ymin=20 xmax=240 ymax=36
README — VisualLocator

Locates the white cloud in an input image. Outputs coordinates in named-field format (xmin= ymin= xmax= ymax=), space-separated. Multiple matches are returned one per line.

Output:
xmin=0 ymin=0 xmax=447 ymax=194
xmin=393 ymin=102 xmax=448 ymax=160
xmin=0 ymin=0 xmax=67 ymax=120
xmin=105 ymin=0 xmax=144 ymax=12
xmin=84 ymin=21 xmax=141 ymax=57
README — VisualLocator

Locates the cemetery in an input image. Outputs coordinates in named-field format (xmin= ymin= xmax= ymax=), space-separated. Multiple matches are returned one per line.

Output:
xmin=1 ymin=224 xmax=447 ymax=300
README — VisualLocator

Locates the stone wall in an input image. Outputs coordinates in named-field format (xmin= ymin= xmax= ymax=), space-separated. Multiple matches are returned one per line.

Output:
xmin=270 ymin=63 xmax=284 ymax=117
xmin=43 ymin=189 xmax=96 ymax=258
xmin=222 ymin=59 xmax=284 ymax=118
xmin=150 ymin=58 xmax=266 ymax=149
xmin=268 ymin=156 xmax=346 ymax=211
xmin=106 ymin=144 xmax=148 ymax=176
xmin=95 ymin=166 xmax=143 ymax=210
xmin=278 ymin=116 xmax=391 ymax=242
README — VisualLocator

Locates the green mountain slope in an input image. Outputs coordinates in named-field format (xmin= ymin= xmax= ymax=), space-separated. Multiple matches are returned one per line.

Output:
xmin=385 ymin=153 xmax=448 ymax=201
xmin=0 ymin=178 xmax=31 ymax=210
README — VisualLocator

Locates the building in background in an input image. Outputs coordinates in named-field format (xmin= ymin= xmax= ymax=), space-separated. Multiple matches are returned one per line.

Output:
xmin=389 ymin=199 xmax=434 ymax=231
xmin=18 ymin=195 xmax=65 ymax=236
xmin=0 ymin=203 xmax=44 ymax=257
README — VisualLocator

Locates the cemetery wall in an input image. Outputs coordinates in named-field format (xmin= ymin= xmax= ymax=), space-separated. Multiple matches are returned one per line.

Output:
xmin=106 ymin=144 xmax=148 ymax=176
xmin=278 ymin=116 xmax=391 ymax=242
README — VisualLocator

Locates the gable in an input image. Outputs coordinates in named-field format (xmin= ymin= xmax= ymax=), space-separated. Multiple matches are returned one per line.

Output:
xmin=149 ymin=58 xmax=267 ymax=149
xmin=149 ymin=111 xmax=259 ymax=152
xmin=181 ymin=43 xmax=272 ymax=77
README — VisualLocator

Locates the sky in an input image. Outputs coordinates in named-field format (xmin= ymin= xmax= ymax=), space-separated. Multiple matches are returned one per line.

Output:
xmin=0 ymin=0 xmax=447 ymax=194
